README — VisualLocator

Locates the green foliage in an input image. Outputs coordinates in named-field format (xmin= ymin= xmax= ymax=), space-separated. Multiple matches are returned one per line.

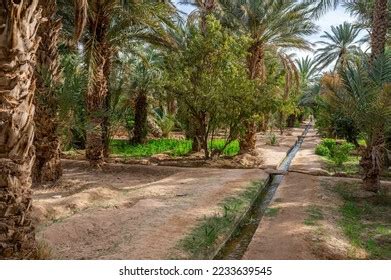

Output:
xmin=321 ymin=138 xmax=337 ymax=151
xmin=315 ymin=144 xmax=330 ymax=157
xmin=329 ymin=142 xmax=355 ymax=166
xmin=164 ymin=16 xmax=256 ymax=157
xmin=316 ymin=139 xmax=355 ymax=166
xmin=266 ymin=133 xmax=279 ymax=146
xmin=209 ymin=140 xmax=240 ymax=157
xmin=110 ymin=138 xmax=240 ymax=158
xmin=110 ymin=139 xmax=192 ymax=158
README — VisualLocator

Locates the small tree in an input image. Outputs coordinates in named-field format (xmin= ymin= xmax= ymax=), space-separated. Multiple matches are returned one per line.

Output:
xmin=165 ymin=16 xmax=256 ymax=158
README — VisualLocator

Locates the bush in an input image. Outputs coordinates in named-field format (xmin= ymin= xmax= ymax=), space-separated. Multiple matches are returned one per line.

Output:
xmin=329 ymin=142 xmax=355 ymax=166
xmin=321 ymin=138 xmax=336 ymax=151
xmin=315 ymin=145 xmax=330 ymax=157
xmin=266 ymin=133 xmax=278 ymax=146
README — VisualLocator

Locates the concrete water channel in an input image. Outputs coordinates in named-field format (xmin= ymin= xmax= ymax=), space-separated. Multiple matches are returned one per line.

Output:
xmin=215 ymin=124 xmax=312 ymax=260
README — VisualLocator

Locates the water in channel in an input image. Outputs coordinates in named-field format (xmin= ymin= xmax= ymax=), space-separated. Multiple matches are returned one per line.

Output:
xmin=214 ymin=124 xmax=311 ymax=260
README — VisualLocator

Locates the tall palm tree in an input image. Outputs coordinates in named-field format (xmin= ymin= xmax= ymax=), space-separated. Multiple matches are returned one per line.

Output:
xmin=0 ymin=0 xmax=41 ymax=259
xmin=219 ymin=0 xmax=317 ymax=152
xmin=315 ymin=22 xmax=361 ymax=71
xmin=307 ymin=0 xmax=389 ymax=60
xmin=33 ymin=0 xmax=63 ymax=184
xmin=78 ymin=0 xmax=177 ymax=167
xmin=129 ymin=51 xmax=163 ymax=144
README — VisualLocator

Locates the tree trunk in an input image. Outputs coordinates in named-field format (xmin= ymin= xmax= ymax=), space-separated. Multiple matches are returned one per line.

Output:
xmin=132 ymin=91 xmax=148 ymax=145
xmin=239 ymin=120 xmax=257 ymax=154
xmin=85 ymin=2 xmax=110 ymax=168
xmin=370 ymin=0 xmax=389 ymax=60
xmin=360 ymin=0 xmax=389 ymax=191
xmin=240 ymin=43 xmax=265 ymax=154
xmin=33 ymin=0 xmax=62 ymax=184
xmin=360 ymin=133 xmax=384 ymax=193
xmin=102 ymin=49 xmax=113 ymax=159
xmin=0 ymin=0 xmax=41 ymax=259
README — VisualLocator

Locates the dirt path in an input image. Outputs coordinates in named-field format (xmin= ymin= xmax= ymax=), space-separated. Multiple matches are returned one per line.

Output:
xmin=257 ymin=128 xmax=304 ymax=169
xmin=35 ymin=163 xmax=268 ymax=259
xmin=244 ymin=128 xmax=344 ymax=260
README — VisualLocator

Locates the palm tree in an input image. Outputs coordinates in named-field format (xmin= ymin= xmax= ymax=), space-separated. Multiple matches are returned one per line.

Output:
xmin=219 ymin=0 xmax=317 ymax=152
xmin=321 ymin=55 xmax=391 ymax=192
xmin=307 ymin=0 xmax=389 ymax=60
xmin=315 ymin=22 xmax=361 ymax=71
xmin=0 ymin=0 xmax=41 ymax=259
xmin=77 ymin=0 xmax=177 ymax=167
xmin=297 ymin=56 xmax=319 ymax=84
xmin=129 ymin=51 xmax=163 ymax=144
xmin=33 ymin=0 xmax=63 ymax=184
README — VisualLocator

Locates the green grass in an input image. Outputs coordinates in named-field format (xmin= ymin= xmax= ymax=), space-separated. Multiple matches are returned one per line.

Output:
xmin=265 ymin=207 xmax=280 ymax=217
xmin=110 ymin=138 xmax=240 ymax=158
xmin=324 ymin=156 xmax=361 ymax=175
xmin=209 ymin=139 xmax=240 ymax=156
xmin=334 ymin=182 xmax=391 ymax=259
xmin=180 ymin=181 xmax=264 ymax=259
xmin=304 ymin=205 xmax=324 ymax=226
xmin=110 ymin=139 xmax=192 ymax=158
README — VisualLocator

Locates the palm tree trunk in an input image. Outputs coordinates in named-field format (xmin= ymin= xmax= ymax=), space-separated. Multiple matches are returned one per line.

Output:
xmin=102 ymin=49 xmax=113 ymax=159
xmin=0 ymin=0 xmax=41 ymax=259
xmin=85 ymin=2 xmax=110 ymax=168
xmin=132 ymin=91 xmax=148 ymax=145
xmin=371 ymin=0 xmax=389 ymax=60
xmin=33 ymin=0 xmax=62 ymax=184
xmin=361 ymin=0 xmax=389 ymax=192
xmin=360 ymin=131 xmax=385 ymax=192
xmin=239 ymin=43 xmax=265 ymax=154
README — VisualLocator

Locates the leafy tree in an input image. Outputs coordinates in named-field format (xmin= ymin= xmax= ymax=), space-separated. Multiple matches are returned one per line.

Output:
xmin=165 ymin=17 xmax=256 ymax=158
xmin=218 ymin=0 xmax=317 ymax=152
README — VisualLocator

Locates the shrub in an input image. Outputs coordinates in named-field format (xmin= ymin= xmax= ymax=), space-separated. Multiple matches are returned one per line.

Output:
xmin=321 ymin=138 xmax=336 ymax=151
xmin=266 ymin=133 xmax=278 ymax=146
xmin=329 ymin=142 xmax=355 ymax=166
xmin=315 ymin=144 xmax=330 ymax=157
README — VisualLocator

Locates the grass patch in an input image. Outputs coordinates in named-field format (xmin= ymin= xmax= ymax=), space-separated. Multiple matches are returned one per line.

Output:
xmin=265 ymin=207 xmax=280 ymax=217
xmin=334 ymin=182 xmax=391 ymax=259
xmin=110 ymin=138 xmax=240 ymax=158
xmin=304 ymin=205 xmax=324 ymax=226
xmin=209 ymin=139 xmax=240 ymax=157
xmin=180 ymin=181 xmax=264 ymax=259
xmin=110 ymin=139 xmax=193 ymax=158
xmin=324 ymin=156 xmax=360 ymax=175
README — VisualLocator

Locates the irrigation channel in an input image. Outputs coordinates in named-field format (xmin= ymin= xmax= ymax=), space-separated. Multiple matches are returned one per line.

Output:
xmin=215 ymin=123 xmax=312 ymax=260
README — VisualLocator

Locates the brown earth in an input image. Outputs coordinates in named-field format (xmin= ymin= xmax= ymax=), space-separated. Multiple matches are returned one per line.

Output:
xmin=243 ymin=127 xmax=390 ymax=260
xmin=34 ymin=161 xmax=269 ymax=259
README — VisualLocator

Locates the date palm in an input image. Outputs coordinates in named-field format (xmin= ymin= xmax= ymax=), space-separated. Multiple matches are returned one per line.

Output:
xmin=72 ymin=0 xmax=177 ymax=167
xmin=219 ymin=0 xmax=317 ymax=152
xmin=307 ymin=0 xmax=389 ymax=60
xmin=33 ymin=0 xmax=63 ymax=184
xmin=321 ymin=55 xmax=391 ymax=192
xmin=315 ymin=22 xmax=361 ymax=71
xmin=0 ymin=0 xmax=41 ymax=259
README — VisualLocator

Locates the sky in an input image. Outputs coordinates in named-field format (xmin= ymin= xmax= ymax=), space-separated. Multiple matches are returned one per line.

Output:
xmin=173 ymin=1 xmax=364 ymax=61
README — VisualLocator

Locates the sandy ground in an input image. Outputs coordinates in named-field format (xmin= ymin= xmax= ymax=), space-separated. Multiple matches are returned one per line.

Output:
xmin=243 ymin=127 xmax=391 ymax=260
xmin=244 ymin=128 xmax=344 ymax=259
xmin=35 ymin=161 xmax=268 ymax=259
xmin=257 ymin=128 xmax=305 ymax=169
